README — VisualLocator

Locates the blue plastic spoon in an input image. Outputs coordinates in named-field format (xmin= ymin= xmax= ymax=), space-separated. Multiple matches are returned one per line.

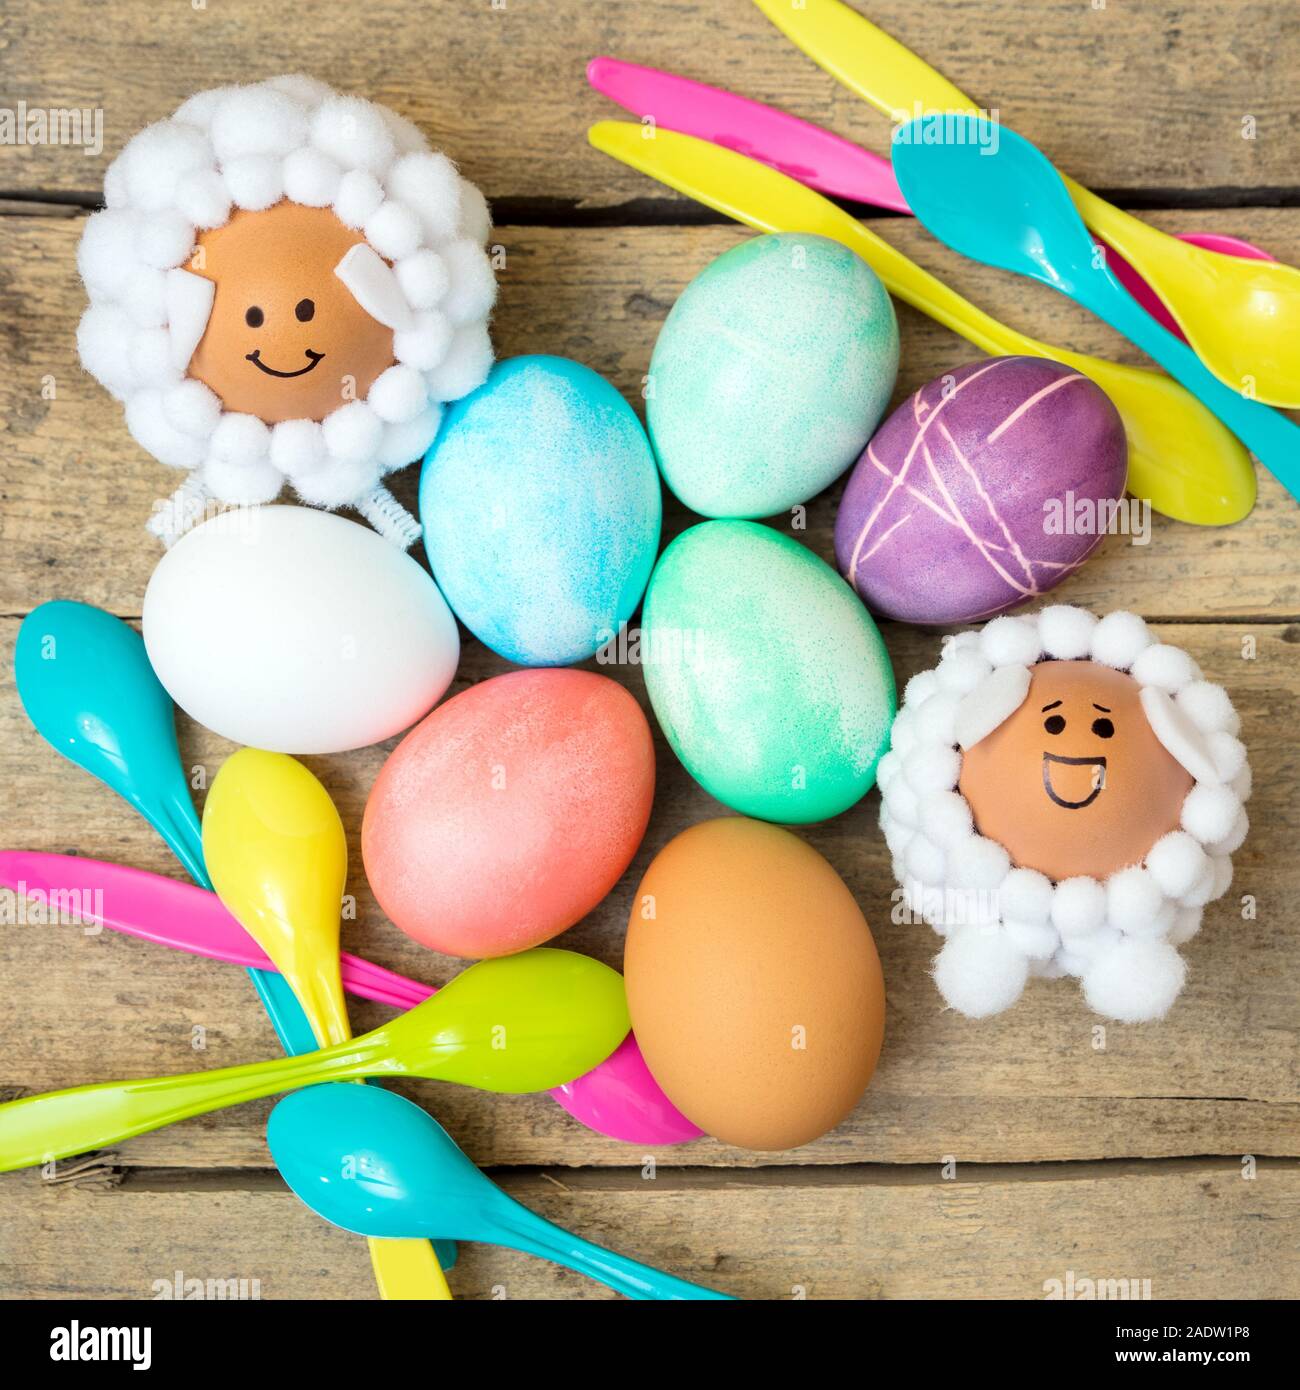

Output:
xmin=268 ymin=1083 xmax=734 ymax=1301
xmin=890 ymin=115 xmax=1300 ymax=506
xmin=13 ymin=600 xmax=458 ymax=1272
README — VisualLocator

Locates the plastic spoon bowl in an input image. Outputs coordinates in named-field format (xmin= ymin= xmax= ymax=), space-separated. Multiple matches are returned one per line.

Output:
xmin=0 ymin=947 xmax=630 ymax=1173
xmin=890 ymin=116 xmax=1298 ymax=505
xmin=588 ymin=120 xmax=1256 ymax=524
xmin=0 ymin=850 xmax=703 ymax=1146
xmin=268 ymin=1082 xmax=733 ymax=1300
xmin=203 ymin=749 xmax=451 ymax=1300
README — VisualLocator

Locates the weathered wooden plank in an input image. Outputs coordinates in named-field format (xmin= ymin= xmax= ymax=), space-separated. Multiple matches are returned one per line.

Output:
xmin=2 ymin=1161 xmax=1296 ymax=1300
xmin=2 ymin=619 xmax=1295 ymax=1169
xmin=1 ymin=211 xmax=1298 ymax=618
xmin=0 ymin=1 xmax=1295 ymax=201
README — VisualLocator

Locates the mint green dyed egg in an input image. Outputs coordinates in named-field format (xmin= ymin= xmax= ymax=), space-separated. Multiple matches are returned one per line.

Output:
xmin=647 ymin=232 xmax=898 ymax=519
xmin=641 ymin=520 xmax=896 ymax=823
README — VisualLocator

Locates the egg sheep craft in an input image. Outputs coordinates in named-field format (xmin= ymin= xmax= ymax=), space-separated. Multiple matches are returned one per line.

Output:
xmin=878 ymin=605 xmax=1250 ymax=1023
xmin=76 ymin=76 xmax=498 ymax=547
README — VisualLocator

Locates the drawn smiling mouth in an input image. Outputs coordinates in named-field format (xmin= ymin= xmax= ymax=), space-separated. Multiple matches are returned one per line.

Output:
xmin=245 ymin=349 xmax=324 ymax=378
xmin=1042 ymin=752 xmax=1107 ymax=810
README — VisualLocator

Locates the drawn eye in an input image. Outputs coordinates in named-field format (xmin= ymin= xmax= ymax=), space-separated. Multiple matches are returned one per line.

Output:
xmin=245 ymin=306 xmax=264 ymax=328
xmin=1092 ymin=717 xmax=1115 ymax=738
xmin=1044 ymin=714 xmax=1066 ymax=735
xmin=295 ymin=298 xmax=315 ymax=322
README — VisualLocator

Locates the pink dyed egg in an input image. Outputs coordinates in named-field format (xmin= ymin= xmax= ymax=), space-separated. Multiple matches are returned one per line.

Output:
xmin=362 ymin=669 xmax=655 ymax=958
xmin=834 ymin=356 xmax=1127 ymax=625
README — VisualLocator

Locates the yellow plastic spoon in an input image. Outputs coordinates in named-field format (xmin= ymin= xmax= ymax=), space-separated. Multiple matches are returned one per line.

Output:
xmin=589 ymin=119 xmax=1256 ymax=526
xmin=751 ymin=0 xmax=1300 ymax=408
xmin=203 ymin=748 xmax=451 ymax=1302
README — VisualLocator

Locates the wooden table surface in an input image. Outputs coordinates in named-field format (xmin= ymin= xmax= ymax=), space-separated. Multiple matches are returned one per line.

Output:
xmin=1 ymin=0 xmax=1297 ymax=1301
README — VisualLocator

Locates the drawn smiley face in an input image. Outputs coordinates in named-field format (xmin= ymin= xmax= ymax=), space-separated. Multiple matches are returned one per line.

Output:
xmin=187 ymin=201 xmax=396 ymax=423
xmin=958 ymin=660 xmax=1193 ymax=880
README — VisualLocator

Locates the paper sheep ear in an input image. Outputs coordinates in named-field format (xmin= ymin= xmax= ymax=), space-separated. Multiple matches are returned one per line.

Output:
xmin=166 ymin=268 xmax=215 ymax=371
xmin=1139 ymin=686 xmax=1220 ymax=783
xmin=955 ymin=664 xmax=1032 ymax=750
xmin=334 ymin=243 xmax=414 ymax=333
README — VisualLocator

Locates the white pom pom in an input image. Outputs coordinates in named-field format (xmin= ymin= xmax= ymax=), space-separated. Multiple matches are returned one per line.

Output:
xmin=937 ymin=646 xmax=993 ymax=695
xmin=117 ymin=120 xmax=212 ymax=213
xmin=77 ymin=210 xmax=140 ymax=296
xmin=269 ymin=74 xmax=334 ymax=108
xmin=174 ymin=86 xmax=236 ymax=130
xmin=224 ymin=155 xmax=285 ymax=212
xmin=128 ymin=326 xmax=179 ymax=384
xmin=425 ymin=325 xmax=494 ymax=401
xmin=1145 ymin=830 xmax=1209 ymax=898
xmin=210 ymin=411 xmax=271 ymax=463
xmin=904 ymin=668 xmax=940 ymax=707
xmin=1180 ymin=783 xmax=1242 ymax=845
xmin=364 ymin=363 xmax=427 ymax=424
xmin=1230 ymin=763 xmax=1252 ymax=804
xmin=933 ymin=928 xmax=1029 ymax=1018
xmin=125 ymin=389 xmax=205 ymax=469
xmin=955 ymin=664 xmax=1030 ymax=750
xmin=322 ymin=400 xmax=383 ymax=463
xmin=1037 ymin=605 xmax=1097 ymax=660
xmin=77 ymin=304 xmax=138 ymax=398
xmin=881 ymin=810 xmax=912 ymax=858
xmin=292 ymin=453 xmax=380 ymax=509
xmin=1176 ymin=680 xmax=1239 ymax=737
xmin=1106 ymin=866 xmax=1166 ymax=936
xmin=312 ymin=96 xmax=396 ymax=174
xmin=439 ymin=239 xmax=498 ymax=326
xmin=458 ymin=182 xmax=492 ymax=244
xmin=948 ymin=835 xmax=1010 ymax=891
xmin=393 ymin=310 xmax=453 ymax=371
xmin=1208 ymin=809 xmax=1248 ymax=857
xmin=204 ymin=452 xmax=283 ymax=506
xmin=387 ymin=152 xmax=462 ymax=241
xmin=1090 ymin=610 xmax=1152 ymax=669
xmin=269 ymin=418 xmax=328 ymax=481
xmin=174 ymin=168 xmax=231 ymax=229
xmin=890 ymin=707 xmax=918 ymax=757
xmin=365 ymin=200 xmax=422 ymax=260
xmin=137 ymin=211 xmax=195 ymax=270
xmin=161 ymin=379 xmax=222 ymax=438
xmin=283 ymin=147 xmax=342 ymax=208
xmin=1167 ymin=907 xmax=1203 ymax=946
xmin=884 ymin=774 xmax=919 ymax=827
xmin=999 ymin=867 xmax=1054 ymax=925
xmin=1131 ymin=642 xmax=1200 ymax=693
xmin=1209 ymin=854 xmax=1234 ymax=900
xmin=876 ymin=749 xmax=902 ymax=792
xmin=1179 ymin=860 xmax=1218 ymax=908
xmin=903 ymin=744 xmax=961 ymax=795
xmin=1004 ymin=919 xmax=1059 ymax=961
xmin=979 ymin=615 xmax=1041 ymax=667
xmin=380 ymin=107 xmax=429 ymax=156
xmin=915 ymin=690 xmax=959 ymax=747
xmin=210 ymin=86 xmax=308 ymax=160
xmin=1081 ymin=938 xmax=1187 ymax=1022
xmin=394 ymin=249 xmax=450 ymax=310
xmin=905 ymin=834 xmax=946 ymax=886
xmin=334 ymin=169 xmax=386 ymax=230
xmin=917 ymin=790 xmax=973 ymax=848
xmin=375 ymin=405 xmax=442 ymax=474
xmin=1206 ymin=732 xmax=1247 ymax=784
xmin=123 ymin=267 xmax=168 ymax=328
xmin=1051 ymin=876 xmax=1108 ymax=936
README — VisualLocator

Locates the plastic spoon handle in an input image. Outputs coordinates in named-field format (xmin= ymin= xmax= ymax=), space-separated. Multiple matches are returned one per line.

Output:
xmin=586 ymin=54 xmax=908 ymax=210
xmin=495 ymin=1204 xmax=733 ymax=1301
xmin=588 ymin=119 xmax=1255 ymax=525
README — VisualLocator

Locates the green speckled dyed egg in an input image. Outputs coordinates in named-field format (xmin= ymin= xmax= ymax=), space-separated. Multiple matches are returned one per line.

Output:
xmin=641 ymin=520 xmax=896 ymax=823
xmin=647 ymin=232 xmax=899 ymax=519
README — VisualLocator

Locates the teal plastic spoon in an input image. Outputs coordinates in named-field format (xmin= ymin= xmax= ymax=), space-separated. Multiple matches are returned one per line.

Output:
xmin=267 ymin=1083 xmax=734 ymax=1301
xmin=890 ymin=115 xmax=1299 ymax=506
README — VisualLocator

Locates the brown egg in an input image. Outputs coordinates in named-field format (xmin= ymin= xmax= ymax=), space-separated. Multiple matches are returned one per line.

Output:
xmin=187 ymin=202 xmax=395 ymax=423
xmin=959 ymin=660 xmax=1193 ymax=880
xmin=624 ymin=817 xmax=885 ymax=1151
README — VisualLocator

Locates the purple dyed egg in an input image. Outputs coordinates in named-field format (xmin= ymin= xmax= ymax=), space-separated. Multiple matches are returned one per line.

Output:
xmin=834 ymin=357 xmax=1127 ymax=625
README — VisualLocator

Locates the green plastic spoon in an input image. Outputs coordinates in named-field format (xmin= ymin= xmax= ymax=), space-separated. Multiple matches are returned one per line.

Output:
xmin=0 ymin=948 xmax=630 ymax=1173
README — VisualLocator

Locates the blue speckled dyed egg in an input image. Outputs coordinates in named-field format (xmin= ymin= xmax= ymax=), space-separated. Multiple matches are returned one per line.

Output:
xmin=647 ymin=233 xmax=899 ymax=519
xmin=420 ymin=356 xmax=662 ymax=666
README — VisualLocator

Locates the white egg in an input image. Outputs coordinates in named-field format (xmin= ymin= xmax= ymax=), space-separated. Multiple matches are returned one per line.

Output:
xmin=143 ymin=506 xmax=459 ymax=753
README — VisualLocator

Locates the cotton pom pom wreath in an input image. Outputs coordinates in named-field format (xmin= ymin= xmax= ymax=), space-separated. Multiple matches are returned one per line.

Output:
xmin=76 ymin=77 xmax=497 ymax=548
xmin=879 ymin=606 xmax=1250 ymax=1022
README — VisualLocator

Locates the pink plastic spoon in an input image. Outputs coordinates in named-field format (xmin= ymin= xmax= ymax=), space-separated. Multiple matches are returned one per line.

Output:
xmin=588 ymin=56 xmax=1275 ymax=344
xmin=0 ymin=850 xmax=703 ymax=1146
